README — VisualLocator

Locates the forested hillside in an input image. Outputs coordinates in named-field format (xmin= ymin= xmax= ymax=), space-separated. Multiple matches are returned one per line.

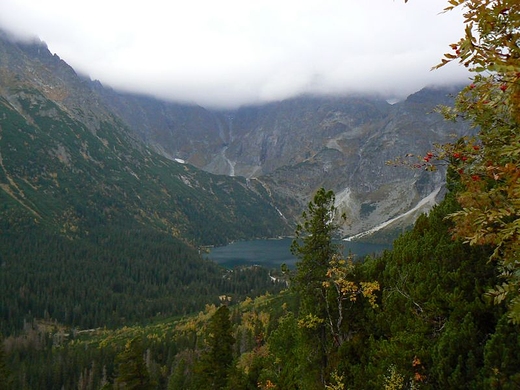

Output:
xmin=0 ymin=28 xmax=295 ymax=337
xmin=0 ymin=84 xmax=290 ymax=329
xmin=2 ymin=180 xmax=518 ymax=389
xmin=2 ymin=0 xmax=520 ymax=388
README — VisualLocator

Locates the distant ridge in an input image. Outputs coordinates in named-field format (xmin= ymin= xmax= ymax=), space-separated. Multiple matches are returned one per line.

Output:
xmin=0 ymin=29 xmax=472 ymax=239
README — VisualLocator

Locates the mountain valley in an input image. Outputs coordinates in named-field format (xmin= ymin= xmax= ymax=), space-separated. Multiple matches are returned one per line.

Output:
xmin=98 ymin=81 xmax=472 ymax=238
xmin=0 ymin=30 xmax=474 ymax=334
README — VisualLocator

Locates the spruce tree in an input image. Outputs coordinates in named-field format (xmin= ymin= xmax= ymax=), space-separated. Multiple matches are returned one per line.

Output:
xmin=290 ymin=188 xmax=342 ymax=387
xmin=291 ymin=188 xmax=342 ymax=315
xmin=114 ymin=338 xmax=156 ymax=390
xmin=195 ymin=305 xmax=235 ymax=389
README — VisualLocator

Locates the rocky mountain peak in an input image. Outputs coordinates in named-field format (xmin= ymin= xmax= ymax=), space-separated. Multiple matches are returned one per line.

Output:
xmin=0 ymin=30 xmax=472 ymax=241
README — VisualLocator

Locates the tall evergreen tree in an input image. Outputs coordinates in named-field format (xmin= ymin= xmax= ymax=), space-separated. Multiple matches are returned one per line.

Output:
xmin=114 ymin=338 xmax=156 ymax=390
xmin=196 ymin=305 xmax=235 ymax=389
xmin=290 ymin=188 xmax=343 ymax=388
xmin=291 ymin=188 xmax=342 ymax=315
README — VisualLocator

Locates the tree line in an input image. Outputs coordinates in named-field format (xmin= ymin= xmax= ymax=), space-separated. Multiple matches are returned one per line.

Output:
xmin=0 ymin=225 xmax=285 ymax=336
xmin=2 ymin=0 xmax=519 ymax=388
xmin=2 ymin=181 xmax=518 ymax=388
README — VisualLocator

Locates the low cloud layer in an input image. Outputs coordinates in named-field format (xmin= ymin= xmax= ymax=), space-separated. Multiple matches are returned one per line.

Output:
xmin=0 ymin=0 xmax=470 ymax=108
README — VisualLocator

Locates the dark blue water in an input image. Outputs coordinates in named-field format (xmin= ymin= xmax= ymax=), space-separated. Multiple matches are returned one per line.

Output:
xmin=207 ymin=238 xmax=390 ymax=269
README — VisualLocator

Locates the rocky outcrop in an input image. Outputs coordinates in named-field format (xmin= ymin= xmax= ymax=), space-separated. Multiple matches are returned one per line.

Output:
xmin=0 ymin=30 xmax=472 ymax=240
xmin=92 ymin=85 xmax=471 ymax=237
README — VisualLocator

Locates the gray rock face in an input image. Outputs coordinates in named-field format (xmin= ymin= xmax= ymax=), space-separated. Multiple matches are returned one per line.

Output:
xmin=0 ymin=31 xmax=290 ymax=244
xmin=102 ymin=89 xmax=470 ymax=237
xmin=1 ymin=30 xmax=472 ymax=239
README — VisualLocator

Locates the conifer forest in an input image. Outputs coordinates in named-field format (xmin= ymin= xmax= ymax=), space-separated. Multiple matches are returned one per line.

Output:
xmin=1 ymin=0 xmax=520 ymax=388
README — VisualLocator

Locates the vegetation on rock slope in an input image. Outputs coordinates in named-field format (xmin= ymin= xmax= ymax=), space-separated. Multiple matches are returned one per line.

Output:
xmin=0 ymin=39 xmax=290 ymax=336
xmin=2 ymin=182 xmax=518 ymax=388
xmin=1 ymin=0 xmax=520 ymax=388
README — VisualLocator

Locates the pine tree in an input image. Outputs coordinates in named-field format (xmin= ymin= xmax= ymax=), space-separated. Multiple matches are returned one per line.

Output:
xmin=290 ymin=188 xmax=343 ymax=388
xmin=291 ymin=188 xmax=342 ymax=315
xmin=114 ymin=338 xmax=156 ymax=390
xmin=195 ymin=305 xmax=235 ymax=389
xmin=167 ymin=358 xmax=189 ymax=390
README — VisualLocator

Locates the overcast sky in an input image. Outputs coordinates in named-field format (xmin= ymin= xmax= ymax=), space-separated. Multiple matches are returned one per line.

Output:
xmin=0 ymin=0 xmax=470 ymax=108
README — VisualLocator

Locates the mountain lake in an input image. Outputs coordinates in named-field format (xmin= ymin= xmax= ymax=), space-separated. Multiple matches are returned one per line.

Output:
xmin=207 ymin=238 xmax=391 ymax=269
